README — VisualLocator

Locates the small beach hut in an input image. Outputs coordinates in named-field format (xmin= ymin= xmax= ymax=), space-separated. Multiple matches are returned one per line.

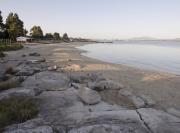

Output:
xmin=16 ymin=36 xmax=33 ymax=43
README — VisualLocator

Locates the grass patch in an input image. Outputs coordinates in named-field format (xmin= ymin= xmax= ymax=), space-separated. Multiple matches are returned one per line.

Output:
xmin=0 ymin=97 xmax=38 ymax=132
xmin=0 ymin=79 xmax=22 ymax=91
xmin=0 ymin=52 xmax=5 ymax=58
xmin=0 ymin=66 xmax=23 ymax=91
xmin=0 ymin=43 xmax=23 ymax=51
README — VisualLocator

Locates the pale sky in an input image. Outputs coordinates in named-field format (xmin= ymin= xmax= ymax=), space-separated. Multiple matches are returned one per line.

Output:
xmin=0 ymin=0 xmax=180 ymax=39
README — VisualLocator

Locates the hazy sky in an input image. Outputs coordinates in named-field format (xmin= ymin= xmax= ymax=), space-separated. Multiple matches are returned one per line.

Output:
xmin=0 ymin=0 xmax=180 ymax=39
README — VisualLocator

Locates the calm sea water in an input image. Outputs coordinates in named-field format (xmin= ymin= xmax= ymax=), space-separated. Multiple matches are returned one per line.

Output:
xmin=78 ymin=40 xmax=180 ymax=75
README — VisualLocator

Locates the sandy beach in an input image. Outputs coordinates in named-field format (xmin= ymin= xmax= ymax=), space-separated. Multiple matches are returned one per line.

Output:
xmin=3 ymin=42 xmax=180 ymax=110
xmin=50 ymin=42 xmax=180 ymax=110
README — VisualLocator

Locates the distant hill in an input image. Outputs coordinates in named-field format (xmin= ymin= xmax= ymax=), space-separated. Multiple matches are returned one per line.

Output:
xmin=175 ymin=38 xmax=180 ymax=40
xmin=127 ymin=37 xmax=180 ymax=41
xmin=130 ymin=37 xmax=158 ymax=41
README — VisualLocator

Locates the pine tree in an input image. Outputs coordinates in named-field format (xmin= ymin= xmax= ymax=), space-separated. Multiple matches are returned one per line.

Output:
xmin=0 ymin=11 xmax=4 ymax=30
xmin=53 ymin=32 xmax=61 ymax=40
xmin=0 ymin=11 xmax=5 ymax=39
xmin=62 ymin=33 xmax=69 ymax=41
xmin=6 ymin=13 xmax=24 ymax=40
xmin=45 ymin=33 xmax=53 ymax=40
xmin=30 ymin=26 xmax=43 ymax=39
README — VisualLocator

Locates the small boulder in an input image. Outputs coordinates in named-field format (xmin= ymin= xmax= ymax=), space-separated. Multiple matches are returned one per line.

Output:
xmin=71 ymin=82 xmax=85 ymax=89
xmin=78 ymin=87 xmax=101 ymax=105
xmin=69 ymin=73 xmax=85 ymax=83
xmin=27 ymin=58 xmax=46 ymax=64
xmin=37 ymin=58 xmax=46 ymax=62
xmin=130 ymin=96 xmax=145 ymax=109
xmin=48 ymin=65 xmax=57 ymax=71
xmin=69 ymin=73 xmax=105 ymax=83
xmin=90 ymin=80 xmax=124 ymax=91
xmin=67 ymin=59 xmax=72 ymax=62
xmin=29 ymin=52 xmax=40 ymax=56
xmin=119 ymin=90 xmax=155 ymax=108
xmin=21 ymin=54 xmax=26 ymax=57
xmin=141 ymin=95 xmax=155 ymax=107
xmin=119 ymin=89 xmax=133 ymax=97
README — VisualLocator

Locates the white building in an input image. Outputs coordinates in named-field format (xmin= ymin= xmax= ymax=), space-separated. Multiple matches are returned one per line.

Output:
xmin=16 ymin=36 xmax=32 ymax=42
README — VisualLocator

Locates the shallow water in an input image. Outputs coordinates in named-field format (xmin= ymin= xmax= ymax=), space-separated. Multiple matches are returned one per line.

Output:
xmin=78 ymin=41 xmax=180 ymax=75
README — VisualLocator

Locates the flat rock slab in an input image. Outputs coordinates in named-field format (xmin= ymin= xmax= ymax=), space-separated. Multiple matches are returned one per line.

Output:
xmin=69 ymin=124 xmax=149 ymax=133
xmin=0 ymin=87 xmax=40 ymax=100
xmin=4 ymin=118 xmax=53 ymax=133
xmin=22 ymin=71 xmax=70 ymax=91
xmin=4 ymin=126 xmax=53 ymax=133
xmin=37 ymin=88 xmax=81 ymax=123
xmin=166 ymin=108 xmax=180 ymax=118
xmin=37 ymin=88 xmax=150 ymax=132
xmin=65 ymin=110 xmax=150 ymax=133
xmin=138 ymin=108 xmax=180 ymax=133
xmin=6 ymin=86 xmax=180 ymax=133
xmin=86 ymin=101 xmax=125 ymax=112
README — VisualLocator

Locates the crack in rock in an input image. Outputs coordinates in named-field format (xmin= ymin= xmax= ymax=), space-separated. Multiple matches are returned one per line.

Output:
xmin=136 ymin=110 xmax=154 ymax=133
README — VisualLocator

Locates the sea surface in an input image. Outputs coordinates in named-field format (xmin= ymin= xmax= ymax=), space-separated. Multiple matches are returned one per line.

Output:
xmin=78 ymin=40 xmax=180 ymax=75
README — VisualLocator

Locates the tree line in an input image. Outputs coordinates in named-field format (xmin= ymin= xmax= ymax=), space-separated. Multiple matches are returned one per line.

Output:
xmin=0 ymin=11 xmax=69 ymax=42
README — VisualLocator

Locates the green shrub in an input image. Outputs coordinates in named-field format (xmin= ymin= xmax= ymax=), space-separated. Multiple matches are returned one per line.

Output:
xmin=0 ymin=97 xmax=38 ymax=132
xmin=0 ymin=44 xmax=23 ymax=51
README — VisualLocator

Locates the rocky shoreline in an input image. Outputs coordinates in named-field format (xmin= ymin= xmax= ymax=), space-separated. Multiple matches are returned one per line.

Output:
xmin=0 ymin=42 xmax=180 ymax=133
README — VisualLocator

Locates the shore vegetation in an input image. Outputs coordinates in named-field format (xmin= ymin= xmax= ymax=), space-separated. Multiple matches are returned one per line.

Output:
xmin=0 ymin=97 xmax=38 ymax=132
